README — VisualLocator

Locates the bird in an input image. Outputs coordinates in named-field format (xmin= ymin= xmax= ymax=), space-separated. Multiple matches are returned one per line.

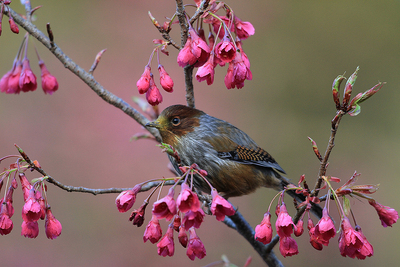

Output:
xmin=146 ymin=104 xmax=322 ymax=217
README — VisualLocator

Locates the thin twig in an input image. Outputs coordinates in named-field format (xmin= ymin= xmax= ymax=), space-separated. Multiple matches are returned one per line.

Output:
xmin=312 ymin=110 xmax=344 ymax=196
xmin=3 ymin=7 xmax=161 ymax=142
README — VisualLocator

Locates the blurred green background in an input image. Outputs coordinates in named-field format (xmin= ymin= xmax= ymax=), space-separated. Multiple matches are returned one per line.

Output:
xmin=1 ymin=0 xmax=399 ymax=266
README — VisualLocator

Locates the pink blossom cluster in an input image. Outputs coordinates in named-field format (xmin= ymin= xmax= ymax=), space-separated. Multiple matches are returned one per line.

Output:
xmin=136 ymin=63 xmax=174 ymax=106
xmin=0 ymin=1 xmax=19 ymax=35
xmin=254 ymin=173 xmax=398 ymax=259
xmin=0 ymin=165 xmax=62 ymax=239
xmin=0 ymin=33 xmax=59 ymax=95
xmin=136 ymin=3 xmax=255 ymax=106
xmin=115 ymin=164 xmax=236 ymax=260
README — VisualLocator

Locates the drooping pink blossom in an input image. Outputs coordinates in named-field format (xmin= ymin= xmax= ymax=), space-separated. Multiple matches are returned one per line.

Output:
xmin=186 ymin=227 xmax=206 ymax=260
xmin=158 ymin=65 xmax=174 ymax=92
xmin=145 ymin=81 xmax=163 ymax=106
xmin=157 ymin=225 xmax=175 ymax=257
xmin=137 ymin=65 xmax=152 ymax=94
xmin=231 ymin=15 xmax=255 ymax=40
xmin=8 ymin=16 xmax=19 ymax=34
xmin=21 ymin=221 xmax=39 ymax=238
xmin=294 ymin=219 xmax=304 ymax=237
xmin=353 ymin=226 xmax=374 ymax=259
xmin=177 ymin=36 xmax=197 ymax=67
xmin=152 ymin=188 xmax=177 ymax=221
xmin=210 ymin=189 xmax=235 ymax=221
xmin=0 ymin=203 xmax=13 ymax=235
xmin=195 ymin=51 xmax=215 ymax=85
xmin=22 ymin=188 xmax=41 ymax=222
xmin=215 ymin=35 xmax=236 ymax=63
xmin=307 ymin=217 xmax=323 ymax=250
xmin=182 ymin=209 xmax=205 ymax=230
xmin=143 ymin=215 xmax=162 ymax=244
xmin=178 ymin=226 xmax=188 ymax=248
xmin=338 ymin=216 xmax=364 ymax=258
xmin=275 ymin=202 xmax=294 ymax=238
xmin=177 ymin=25 xmax=210 ymax=68
xmin=369 ymin=200 xmax=398 ymax=227
xmin=115 ymin=184 xmax=142 ymax=213
xmin=45 ymin=207 xmax=62 ymax=239
xmin=176 ymin=183 xmax=200 ymax=213
xmin=279 ymin=236 xmax=299 ymax=257
xmin=224 ymin=51 xmax=252 ymax=89
xmin=6 ymin=60 xmax=23 ymax=94
xmin=19 ymin=58 xmax=37 ymax=92
xmin=314 ymin=207 xmax=336 ymax=245
xmin=255 ymin=212 xmax=273 ymax=244
xmin=39 ymin=60 xmax=59 ymax=95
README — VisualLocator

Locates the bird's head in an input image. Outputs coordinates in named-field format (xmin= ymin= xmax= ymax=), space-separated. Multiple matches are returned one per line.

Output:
xmin=146 ymin=105 xmax=205 ymax=145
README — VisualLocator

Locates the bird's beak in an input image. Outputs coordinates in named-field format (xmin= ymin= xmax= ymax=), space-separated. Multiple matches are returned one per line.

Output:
xmin=145 ymin=120 xmax=160 ymax=129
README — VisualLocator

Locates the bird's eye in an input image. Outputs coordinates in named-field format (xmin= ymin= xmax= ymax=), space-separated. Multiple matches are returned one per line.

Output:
xmin=171 ymin=117 xmax=181 ymax=126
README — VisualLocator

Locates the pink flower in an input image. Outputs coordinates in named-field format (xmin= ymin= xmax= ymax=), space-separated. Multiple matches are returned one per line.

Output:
xmin=22 ymin=188 xmax=41 ymax=222
xmin=143 ymin=215 xmax=163 ymax=244
xmin=157 ymin=225 xmax=175 ymax=257
xmin=39 ymin=60 xmax=59 ymax=94
xmin=137 ymin=65 xmax=152 ymax=94
xmin=354 ymin=226 xmax=374 ymax=259
xmin=176 ymin=183 xmax=200 ymax=213
xmin=294 ymin=219 xmax=304 ymax=237
xmin=232 ymin=16 xmax=255 ymax=40
xmin=369 ymin=200 xmax=398 ymax=227
xmin=210 ymin=189 xmax=235 ymax=221
xmin=115 ymin=184 xmax=141 ymax=213
xmin=195 ymin=52 xmax=215 ymax=85
xmin=307 ymin=217 xmax=323 ymax=250
xmin=0 ymin=203 xmax=13 ymax=235
xmin=314 ymin=207 xmax=336 ymax=244
xmin=215 ymin=35 xmax=236 ymax=63
xmin=146 ymin=81 xmax=163 ymax=106
xmin=45 ymin=207 xmax=62 ymax=239
xmin=158 ymin=65 xmax=174 ymax=92
xmin=177 ymin=25 xmax=210 ymax=68
xmin=8 ymin=16 xmax=19 ymax=34
xmin=129 ymin=201 xmax=148 ymax=227
xmin=19 ymin=58 xmax=37 ymax=92
xmin=279 ymin=236 xmax=299 ymax=257
xmin=275 ymin=202 xmax=294 ymax=237
xmin=21 ymin=221 xmax=39 ymax=238
xmin=186 ymin=227 xmax=206 ymax=260
xmin=177 ymin=36 xmax=197 ymax=67
xmin=182 ymin=209 xmax=205 ymax=230
xmin=6 ymin=60 xmax=23 ymax=94
xmin=178 ymin=226 xmax=188 ymax=247
xmin=255 ymin=212 xmax=273 ymax=244
xmin=224 ymin=51 xmax=252 ymax=89
xmin=152 ymin=188 xmax=177 ymax=221
xmin=189 ymin=26 xmax=211 ymax=68
xmin=338 ymin=216 xmax=364 ymax=258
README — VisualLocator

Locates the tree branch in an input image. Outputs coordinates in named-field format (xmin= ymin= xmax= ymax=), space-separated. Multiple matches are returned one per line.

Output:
xmin=3 ymin=7 xmax=161 ymax=142
xmin=228 ymin=211 xmax=284 ymax=267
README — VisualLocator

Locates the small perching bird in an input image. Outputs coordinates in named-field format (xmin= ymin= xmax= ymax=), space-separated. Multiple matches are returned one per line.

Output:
xmin=146 ymin=104 xmax=322 ymax=216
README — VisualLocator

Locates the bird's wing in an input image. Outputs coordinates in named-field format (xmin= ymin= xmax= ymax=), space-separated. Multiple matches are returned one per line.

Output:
xmin=217 ymin=145 xmax=286 ymax=174
xmin=202 ymin=123 xmax=286 ymax=174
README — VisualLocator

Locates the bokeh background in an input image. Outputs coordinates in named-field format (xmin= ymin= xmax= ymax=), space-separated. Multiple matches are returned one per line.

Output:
xmin=1 ymin=1 xmax=399 ymax=266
